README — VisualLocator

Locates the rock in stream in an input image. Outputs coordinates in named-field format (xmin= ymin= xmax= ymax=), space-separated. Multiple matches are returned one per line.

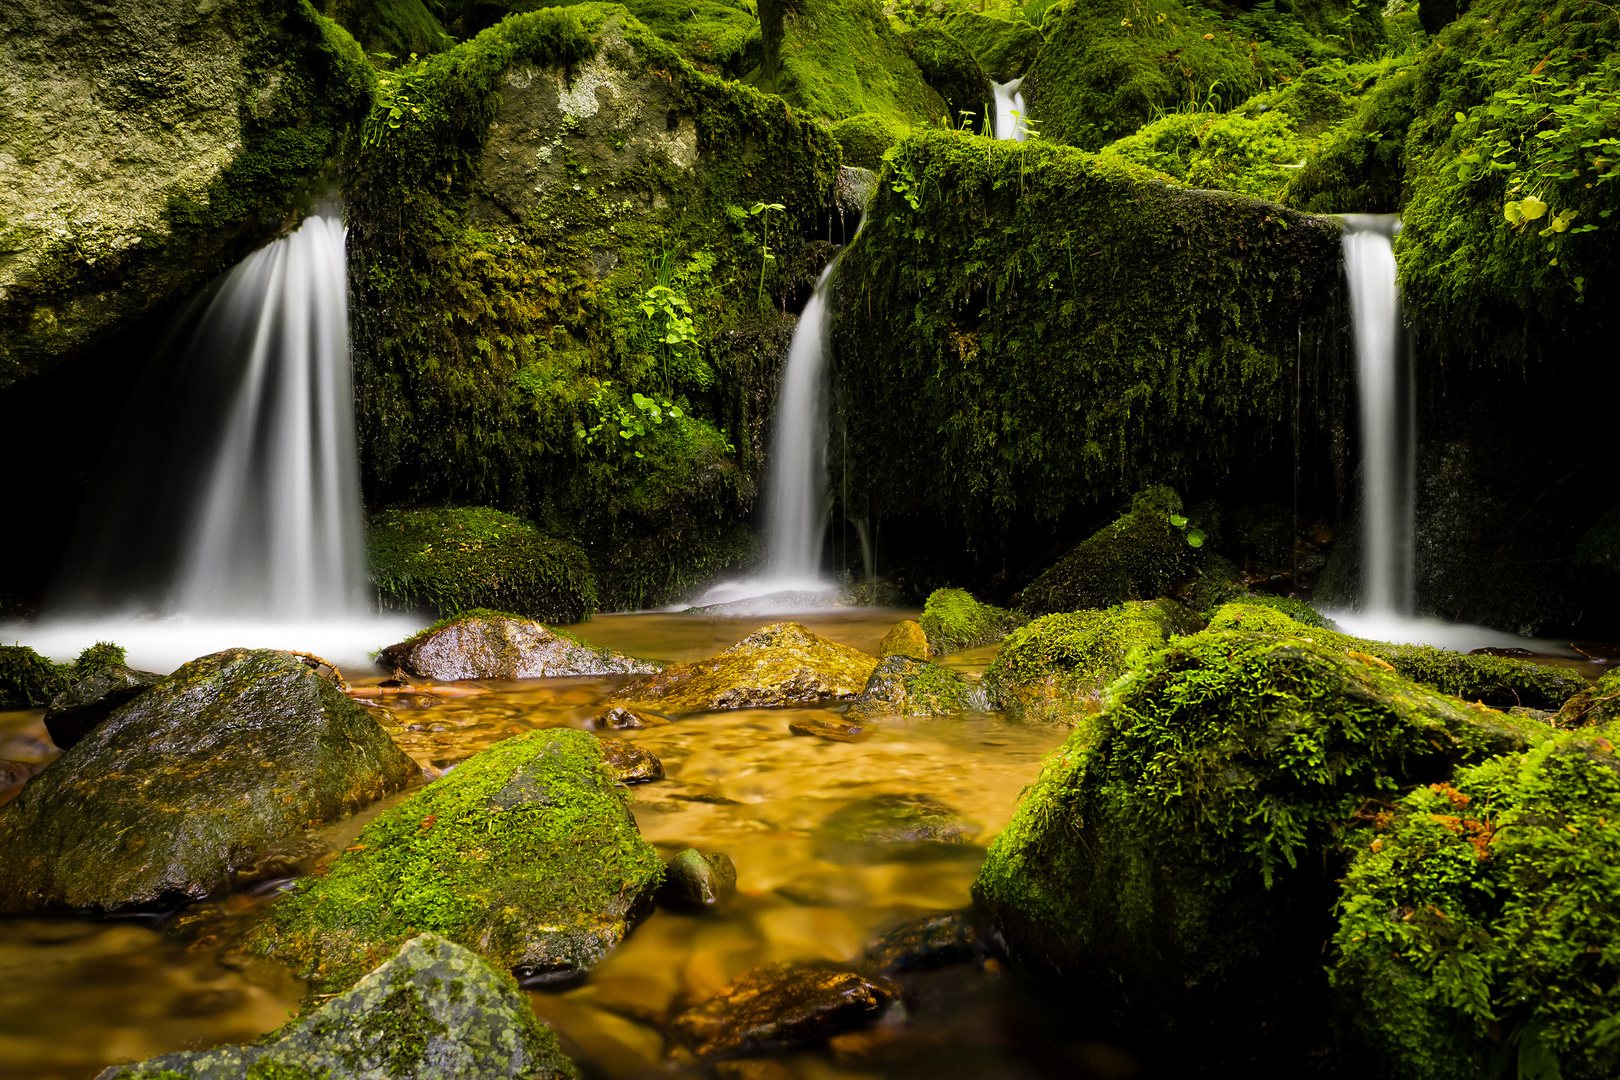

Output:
xmin=381 ymin=613 xmax=659 ymax=680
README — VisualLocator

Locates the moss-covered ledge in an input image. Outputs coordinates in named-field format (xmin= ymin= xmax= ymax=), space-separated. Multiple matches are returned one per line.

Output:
xmin=831 ymin=129 xmax=1341 ymax=549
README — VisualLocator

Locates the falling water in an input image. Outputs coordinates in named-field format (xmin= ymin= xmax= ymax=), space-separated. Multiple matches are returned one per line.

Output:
xmin=992 ymin=78 xmax=1028 ymax=142
xmin=1341 ymin=214 xmax=1413 ymax=616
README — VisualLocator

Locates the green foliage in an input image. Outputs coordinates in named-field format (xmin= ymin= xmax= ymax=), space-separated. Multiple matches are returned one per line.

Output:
xmin=917 ymin=587 xmax=1027 ymax=654
xmin=1282 ymin=61 xmax=1418 ymax=212
xmin=939 ymin=9 xmax=1045 ymax=81
xmin=832 ymin=131 xmax=1339 ymax=551
xmin=900 ymin=26 xmax=990 ymax=131
xmin=832 ymin=112 xmax=908 ymax=169
xmin=71 ymin=642 xmax=128 ymax=680
xmin=0 ymin=645 xmax=68 ymax=709
xmin=1333 ymin=728 xmax=1620 ymax=1079
xmin=368 ymin=506 xmax=599 ymax=622
xmin=1020 ymin=486 xmax=1204 ymax=614
xmin=761 ymin=0 xmax=950 ymax=125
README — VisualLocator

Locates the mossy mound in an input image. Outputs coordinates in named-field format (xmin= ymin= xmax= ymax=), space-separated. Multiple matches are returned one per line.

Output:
xmin=379 ymin=610 xmax=658 ymax=679
xmin=0 ymin=649 xmax=418 ymax=914
xmin=0 ymin=644 xmax=69 ymax=709
xmin=1553 ymin=668 xmax=1620 ymax=729
xmin=608 ymin=622 xmax=879 ymax=712
xmin=831 ymin=112 xmax=906 ymax=169
xmin=939 ymin=10 xmax=1044 ymax=81
xmin=369 ymin=507 xmax=598 ymax=623
xmin=1282 ymin=61 xmax=1418 ymax=213
xmin=917 ymin=587 xmax=1025 ymax=655
xmin=845 ymin=655 xmax=990 ymax=720
xmin=973 ymin=627 xmax=1540 ymax=1053
xmin=1332 ymin=727 xmax=1620 ymax=1080
xmin=1019 ymin=487 xmax=1203 ymax=615
xmin=328 ymin=0 xmax=451 ymax=60
xmin=765 ymin=0 xmax=948 ymax=125
xmin=246 ymin=728 xmax=663 ymax=993
xmin=983 ymin=599 xmax=1198 ymax=722
xmin=899 ymin=26 xmax=989 ymax=129
xmin=617 ymin=0 xmax=760 ymax=76
xmin=103 ymin=933 xmax=579 ymax=1079
xmin=1207 ymin=599 xmax=1587 ymax=710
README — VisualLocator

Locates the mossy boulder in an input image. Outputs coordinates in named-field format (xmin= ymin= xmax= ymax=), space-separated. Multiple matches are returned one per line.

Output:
xmin=877 ymin=619 xmax=929 ymax=660
xmin=1553 ymin=668 xmax=1620 ymax=729
xmin=0 ymin=644 xmax=69 ymax=708
xmin=766 ymin=0 xmax=947 ymax=125
xmin=1332 ymin=728 xmax=1620 ymax=1080
xmin=42 ymin=664 xmax=164 ymax=750
xmin=917 ymin=587 xmax=1025 ymax=655
xmin=845 ymin=655 xmax=989 ymax=720
xmin=369 ymin=507 xmax=598 ymax=624
xmin=939 ymin=10 xmax=1043 ymax=81
xmin=831 ymin=111 xmax=907 ymax=170
xmin=379 ymin=610 xmax=657 ymax=680
xmin=608 ymin=622 xmax=879 ymax=712
xmin=328 ymin=0 xmax=450 ymax=60
xmin=98 ymin=933 xmax=578 ymax=1079
xmin=973 ymin=628 xmax=1540 ymax=1050
xmin=0 ymin=649 xmax=418 ymax=914
xmin=245 ymin=729 xmax=663 ymax=993
xmin=900 ymin=26 xmax=989 ymax=129
xmin=983 ymin=599 xmax=1197 ymax=723
xmin=0 ymin=0 xmax=373 ymax=389
xmin=1020 ymin=487 xmax=1201 ymax=615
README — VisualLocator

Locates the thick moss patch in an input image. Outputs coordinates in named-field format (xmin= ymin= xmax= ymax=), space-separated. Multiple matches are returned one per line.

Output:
xmin=900 ymin=26 xmax=989 ymax=130
xmin=845 ymin=655 xmax=989 ymax=720
xmin=245 ymin=728 xmax=662 ymax=994
xmin=764 ymin=0 xmax=947 ymax=125
xmin=939 ymin=10 xmax=1043 ymax=81
xmin=917 ymin=587 xmax=1025 ymax=655
xmin=1019 ymin=486 xmax=1204 ymax=615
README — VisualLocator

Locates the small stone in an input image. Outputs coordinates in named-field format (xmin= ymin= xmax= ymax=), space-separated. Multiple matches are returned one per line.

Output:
xmin=598 ymin=737 xmax=664 ymax=783
xmin=670 ymin=962 xmax=898 ymax=1058
xmin=43 ymin=664 xmax=164 ymax=750
xmin=657 ymin=848 xmax=737 ymax=910
xmin=877 ymin=620 xmax=929 ymax=660
xmin=586 ymin=705 xmax=669 ymax=730
xmin=789 ymin=715 xmax=871 ymax=742
xmin=858 ymin=912 xmax=980 ymax=976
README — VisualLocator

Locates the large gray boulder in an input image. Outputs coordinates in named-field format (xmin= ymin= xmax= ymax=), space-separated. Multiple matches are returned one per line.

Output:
xmin=95 ymin=933 xmax=579 ymax=1079
xmin=380 ymin=613 xmax=659 ymax=680
xmin=0 ymin=649 xmax=418 ymax=913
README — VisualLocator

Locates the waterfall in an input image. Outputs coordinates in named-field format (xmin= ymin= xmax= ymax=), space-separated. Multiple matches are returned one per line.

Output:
xmin=1342 ymin=213 xmax=1414 ymax=616
xmin=992 ymin=78 xmax=1028 ymax=142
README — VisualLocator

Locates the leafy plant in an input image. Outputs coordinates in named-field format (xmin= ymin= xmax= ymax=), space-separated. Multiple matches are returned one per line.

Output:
xmin=746 ymin=201 xmax=785 ymax=308
xmin=638 ymin=284 xmax=700 ymax=394
xmin=578 ymin=381 xmax=686 ymax=459
xmin=1170 ymin=512 xmax=1208 ymax=548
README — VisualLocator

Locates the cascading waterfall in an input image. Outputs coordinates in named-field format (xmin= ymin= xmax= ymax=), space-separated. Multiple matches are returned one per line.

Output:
xmin=1342 ymin=213 xmax=1414 ymax=616
xmin=992 ymin=78 xmax=1028 ymax=142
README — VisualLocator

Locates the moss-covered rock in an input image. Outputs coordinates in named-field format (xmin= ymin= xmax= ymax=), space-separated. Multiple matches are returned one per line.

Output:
xmin=845 ymin=655 xmax=989 ymax=720
xmin=973 ymin=628 xmax=1539 ymax=1050
xmin=831 ymin=112 xmax=907 ymax=169
xmin=939 ymin=10 xmax=1044 ymax=81
xmin=765 ymin=0 xmax=948 ymax=125
xmin=1282 ymin=62 xmax=1418 ymax=213
xmin=1332 ymin=728 xmax=1620 ymax=1080
xmin=657 ymin=848 xmax=737 ymax=910
xmin=1553 ymin=668 xmax=1620 ymax=730
xmin=379 ymin=610 xmax=657 ymax=680
xmin=917 ymin=587 xmax=1025 ymax=655
xmin=42 ymin=664 xmax=164 ymax=750
xmin=608 ymin=622 xmax=879 ymax=712
xmin=900 ymin=25 xmax=989 ymax=129
xmin=877 ymin=619 xmax=929 ymax=660
xmin=1020 ymin=487 xmax=1204 ymax=615
xmin=596 ymin=735 xmax=663 ymax=782
xmin=0 ymin=644 xmax=69 ymax=709
xmin=245 ymin=728 xmax=662 ymax=993
xmin=0 ymin=649 xmax=417 ymax=914
xmin=0 ymin=0 xmax=373 ymax=389
xmin=99 ymin=933 xmax=579 ymax=1079
xmin=369 ymin=507 xmax=598 ymax=623
xmin=328 ymin=0 xmax=451 ymax=60
xmin=982 ymin=599 xmax=1196 ymax=722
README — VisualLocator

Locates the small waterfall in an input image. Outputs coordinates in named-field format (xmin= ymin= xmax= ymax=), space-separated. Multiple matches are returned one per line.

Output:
xmin=1342 ymin=214 xmax=1414 ymax=615
xmin=992 ymin=78 xmax=1028 ymax=142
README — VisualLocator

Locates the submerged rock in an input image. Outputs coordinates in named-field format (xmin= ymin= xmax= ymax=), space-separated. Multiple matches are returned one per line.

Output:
xmin=598 ymin=737 xmax=663 ymax=783
xmin=380 ymin=612 xmax=658 ymax=681
xmin=845 ymin=656 xmax=990 ymax=721
xmin=917 ymin=588 xmax=1025 ymax=656
xmin=877 ymin=619 xmax=930 ymax=660
xmin=789 ymin=714 xmax=871 ymax=742
xmin=245 ymin=729 xmax=663 ymax=993
xmin=657 ymin=848 xmax=737 ymax=910
xmin=670 ymin=962 xmax=898 ymax=1058
xmin=42 ymin=664 xmax=163 ymax=750
xmin=608 ymin=623 xmax=878 ymax=713
xmin=820 ymin=793 xmax=979 ymax=852
xmin=859 ymin=912 xmax=980 ymax=976
xmin=973 ymin=628 xmax=1541 ymax=1055
xmin=95 ymin=933 xmax=578 ymax=1080
xmin=0 ymin=649 xmax=417 ymax=914
xmin=586 ymin=705 xmax=669 ymax=730
xmin=0 ymin=759 xmax=44 ymax=790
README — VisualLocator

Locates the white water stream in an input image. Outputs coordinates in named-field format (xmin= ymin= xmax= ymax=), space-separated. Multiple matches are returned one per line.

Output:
xmin=992 ymin=78 xmax=1028 ymax=142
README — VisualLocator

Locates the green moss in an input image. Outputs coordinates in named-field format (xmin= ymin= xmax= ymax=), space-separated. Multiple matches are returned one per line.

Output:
xmin=1333 ymin=727 xmax=1620 ymax=1079
xmin=762 ymin=0 xmax=948 ymax=125
xmin=1020 ymin=487 xmax=1202 ymax=614
xmin=368 ymin=506 xmax=599 ymax=622
xmin=246 ymin=728 xmax=663 ymax=993
xmin=0 ymin=645 xmax=68 ymax=709
xmin=1551 ymin=667 xmax=1620 ymax=730
xmin=939 ymin=10 xmax=1044 ymax=81
xmin=900 ymin=26 xmax=989 ymax=129
xmin=831 ymin=131 xmax=1339 ymax=554
xmin=846 ymin=654 xmax=989 ymax=718
xmin=1282 ymin=62 xmax=1418 ymax=212
xmin=327 ymin=0 xmax=450 ymax=60
xmin=832 ymin=112 xmax=907 ymax=169
xmin=70 ymin=641 xmax=127 ymax=680
xmin=917 ymin=587 xmax=1026 ymax=654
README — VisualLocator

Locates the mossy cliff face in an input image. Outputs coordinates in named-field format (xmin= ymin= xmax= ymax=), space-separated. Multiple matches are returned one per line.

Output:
xmin=972 ymin=629 xmax=1539 ymax=1054
xmin=0 ymin=649 xmax=417 ymax=914
xmin=347 ymin=4 xmax=839 ymax=609
xmin=1333 ymin=727 xmax=1620 ymax=1080
xmin=764 ymin=0 xmax=948 ymax=125
xmin=246 ymin=728 xmax=662 ymax=994
xmin=832 ymin=131 xmax=1339 ymax=554
xmin=102 ymin=933 xmax=579 ymax=1079
xmin=0 ymin=0 xmax=372 ymax=390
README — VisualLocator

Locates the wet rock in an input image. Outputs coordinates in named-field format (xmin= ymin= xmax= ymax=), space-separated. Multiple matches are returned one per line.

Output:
xmin=42 ymin=664 xmax=164 ymax=750
xmin=0 ymin=759 xmax=43 ymax=790
xmin=846 ymin=656 xmax=989 ymax=721
xmin=598 ymin=737 xmax=663 ymax=783
xmin=0 ymin=649 xmax=417 ymax=914
xmin=918 ymin=588 xmax=1025 ymax=656
xmin=608 ymin=623 xmax=879 ymax=713
xmin=657 ymin=848 xmax=737 ymax=910
xmin=859 ymin=912 xmax=980 ymax=976
xmin=380 ymin=613 xmax=659 ymax=680
xmin=789 ymin=714 xmax=871 ymax=742
xmin=245 ymin=729 xmax=663 ymax=994
xmin=1552 ymin=667 xmax=1620 ymax=729
xmin=820 ymin=793 xmax=979 ymax=852
xmin=94 ymin=933 xmax=578 ymax=1080
xmin=670 ymin=962 xmax=898 ymax=1057
xmin=586 ymin=705 xmax=669 ymax=730
xmin=877 ymin=619 xmax=929 ymax=660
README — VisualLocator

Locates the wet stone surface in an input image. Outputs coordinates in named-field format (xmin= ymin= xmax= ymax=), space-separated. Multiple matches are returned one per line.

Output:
xmin=859 ymin=912 xmax=981 ymax=976
xmin=819 ymin=793 xmax=981 ymax=851
xmin=787 ymin=714 xmax=871 ymax=742
xmin=598 ymin=736 xmax=664 ymax=783
xmin=657 ymin=848 xmax=738 ymax=911
xmin=586 ymin=705 xmax=670 ymax=730
xmin=42 ymin=663 xmax=163 ymax=750
xmin=669 ymin=962 xmax=899 ymax=1058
